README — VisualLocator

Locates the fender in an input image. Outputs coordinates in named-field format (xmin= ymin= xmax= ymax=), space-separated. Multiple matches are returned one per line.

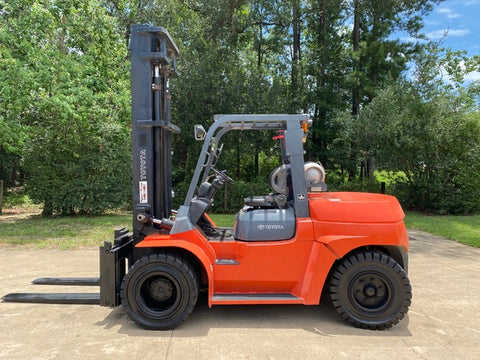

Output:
xmin=316 ymin=223 xmax=409 ymax=260
xmin=299 ymin=222 xmax=409 ymax=305
xmin=135 ymin=230 xmax=216 ymax=305
xmin=296 ymin=241 xmax=338 ymax=304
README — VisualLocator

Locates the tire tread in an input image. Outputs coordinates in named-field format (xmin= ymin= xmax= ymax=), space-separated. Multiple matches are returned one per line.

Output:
xmin=120 ymin=252 xmax=199 ymax=330
xmin=329 ymin=250 xmax=411 ymax=330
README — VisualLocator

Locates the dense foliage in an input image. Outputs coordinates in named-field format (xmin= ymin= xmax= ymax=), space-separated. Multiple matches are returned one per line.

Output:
xmin=1 ymin=0 xmax=131 ymax=214
xmin=1 ymin=0 xmax=479 ymax=214
xmin=354 ymin=83 xmax=480 ymax=213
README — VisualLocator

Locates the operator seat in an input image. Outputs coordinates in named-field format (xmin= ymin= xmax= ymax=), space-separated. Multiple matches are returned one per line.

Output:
xmin=190 ymin=173 xmax=233 ymax=238
xmin=190 ymin=182 xmax=222 ymax=236
xmin=189 ymin=181 xmax=214 ymax=224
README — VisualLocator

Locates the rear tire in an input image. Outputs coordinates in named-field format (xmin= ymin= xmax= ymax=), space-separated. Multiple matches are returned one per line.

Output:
xmin=329 ymin=251 xmax=411 ymax=330
xmin=120 ymin=253 xmax=199 ymax=330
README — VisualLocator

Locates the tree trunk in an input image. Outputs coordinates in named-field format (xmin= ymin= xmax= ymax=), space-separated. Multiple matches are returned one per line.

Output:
xmin=236 ymin=137 xmax=241 ymax=178
xmin=43 ymin=200 xmax=53 ymax=216
xmin=360 ymin=160 xmax=365 ymax=182
xmin=319 ymin=0 xmax=326 ymax=47
xmin=0 ymin=179 xmax=3 ymax=214
xmin=366 ymin=155 xmax=374 ymax=179
xmin=348 ymin=0 xmax=361 ymax=182
xmin=352 ymin=0 xmax=360 ymax=116
xmin=0 ymin=146 xmax=3 ymax=189
xmin=291 ymin=0 xmax=301 ymax=104
xmin=257 ymin=22 xmax=263 ymax=68
xmin=316 ymin=0 xmax=327 ymax=142
xmin=11 ymin=159 xmax=17 ymax=186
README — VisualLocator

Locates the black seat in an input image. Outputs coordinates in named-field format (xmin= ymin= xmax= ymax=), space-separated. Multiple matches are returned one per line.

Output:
xmin=243 ymin=194 xmax=287 ymax=209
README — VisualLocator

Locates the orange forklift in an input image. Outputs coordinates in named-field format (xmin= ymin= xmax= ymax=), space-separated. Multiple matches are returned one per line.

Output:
xmin=3 ymin=25 xmax=411 ymax=330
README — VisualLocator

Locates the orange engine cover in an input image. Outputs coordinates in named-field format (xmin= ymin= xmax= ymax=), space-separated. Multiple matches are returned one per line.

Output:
xmin=308 ymin=192 xmax=405 ymax=224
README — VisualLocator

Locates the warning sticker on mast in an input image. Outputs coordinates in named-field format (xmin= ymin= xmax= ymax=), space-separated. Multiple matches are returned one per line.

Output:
xmin=139 ymin=181 xmax=148 ymax=203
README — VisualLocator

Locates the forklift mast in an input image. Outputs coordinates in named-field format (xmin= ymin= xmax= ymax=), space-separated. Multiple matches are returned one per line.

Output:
xmin=130 ymin=25 xmax=180 ymax=243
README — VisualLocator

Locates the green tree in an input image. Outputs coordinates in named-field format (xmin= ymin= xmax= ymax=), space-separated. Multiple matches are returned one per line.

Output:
xmin=355 ymin=81 xmax=480 ymax=214
xmin=1 ymin=0 xmax=131 ymax=214
xmin=3 ymin=0 xmax=475 ymax=216
xmin=303 ymin=0 xmax=351 ymax=170
xmin=349 ymin=0 xmax=442 ymax=112
xmin=347 ymin=0 xmax=441 ymax=179
xmin=0 ymin=0 xmax=41 ymax=186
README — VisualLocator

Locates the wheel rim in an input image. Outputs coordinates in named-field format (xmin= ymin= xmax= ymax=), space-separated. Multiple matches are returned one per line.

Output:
xmin=135 ymin=271 xmax=183 ymax=320
xmin=348 ymin=271 xmax=392 ymax=314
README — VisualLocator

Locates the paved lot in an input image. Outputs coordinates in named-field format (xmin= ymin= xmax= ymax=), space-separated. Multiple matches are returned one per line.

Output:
xmin=1 ymin=230 xmax=479 ymax=360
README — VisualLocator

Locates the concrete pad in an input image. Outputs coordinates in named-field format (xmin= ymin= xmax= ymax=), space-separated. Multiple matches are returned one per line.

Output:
xmin=1 ymin=230 xmax=479 ymax=360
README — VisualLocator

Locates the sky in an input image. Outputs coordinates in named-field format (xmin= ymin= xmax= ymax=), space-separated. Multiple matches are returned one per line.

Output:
xmin=393 ymin=0 xmax=480 ymax=84
xmin=421 ymin=0 xmax=480 ymax=56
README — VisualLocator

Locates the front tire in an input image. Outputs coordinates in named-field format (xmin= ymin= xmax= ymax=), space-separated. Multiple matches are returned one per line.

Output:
xmin=329 ymin=251 xmax=411 ymax=330
xmin=120 ymin=253 xmax=199 ymax=330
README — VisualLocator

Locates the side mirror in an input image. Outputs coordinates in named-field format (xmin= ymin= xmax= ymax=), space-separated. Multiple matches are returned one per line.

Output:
xmin=194 ymin=124 xmax=206 ymax=141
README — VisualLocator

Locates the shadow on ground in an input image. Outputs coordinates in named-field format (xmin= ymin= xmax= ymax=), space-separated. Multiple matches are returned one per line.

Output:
xmin=95 ymin=293 xmax=411 ymax=338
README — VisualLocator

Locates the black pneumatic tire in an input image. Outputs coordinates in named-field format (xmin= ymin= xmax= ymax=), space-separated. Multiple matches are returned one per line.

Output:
xmin=120 ymin=253 xmax=199 ymax=330
xmin=329 ymin=251 xmax=412 ymax=330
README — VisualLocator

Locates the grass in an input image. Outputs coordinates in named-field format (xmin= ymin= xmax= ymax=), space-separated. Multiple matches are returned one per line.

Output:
xmin=0 ymin=211 xmax=231 ymax=249
xmin=0 ymin=210 xmax=131 ymax=249
xmin=405 ymin=212 xmax=480 ymax=248
xmin=209 ymin=213 xmax=235 ymax=227
xmin=1 ymin=209 xmax=478 ymax=249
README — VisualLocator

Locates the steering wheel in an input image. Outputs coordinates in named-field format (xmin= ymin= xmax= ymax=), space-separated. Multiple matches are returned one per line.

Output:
xmin=211 ymin=167 xmax=234 ymax=184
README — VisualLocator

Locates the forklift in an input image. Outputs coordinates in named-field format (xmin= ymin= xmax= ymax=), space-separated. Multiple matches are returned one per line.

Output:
xmin=3 ymin=25 xmax=411 ymax=330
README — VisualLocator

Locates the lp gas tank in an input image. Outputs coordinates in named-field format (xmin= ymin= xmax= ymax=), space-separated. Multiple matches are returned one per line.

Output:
xmin=234 ymin=207 xmax=296 ymax=241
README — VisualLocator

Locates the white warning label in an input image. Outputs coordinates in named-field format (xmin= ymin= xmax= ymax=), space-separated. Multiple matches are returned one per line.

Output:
xmin=139 ymin=181 xmax=148 ymax=203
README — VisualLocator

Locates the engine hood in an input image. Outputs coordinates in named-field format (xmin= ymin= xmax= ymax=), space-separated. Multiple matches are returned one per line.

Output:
xmin=308 ymin=192 xmax=405 ymax=224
